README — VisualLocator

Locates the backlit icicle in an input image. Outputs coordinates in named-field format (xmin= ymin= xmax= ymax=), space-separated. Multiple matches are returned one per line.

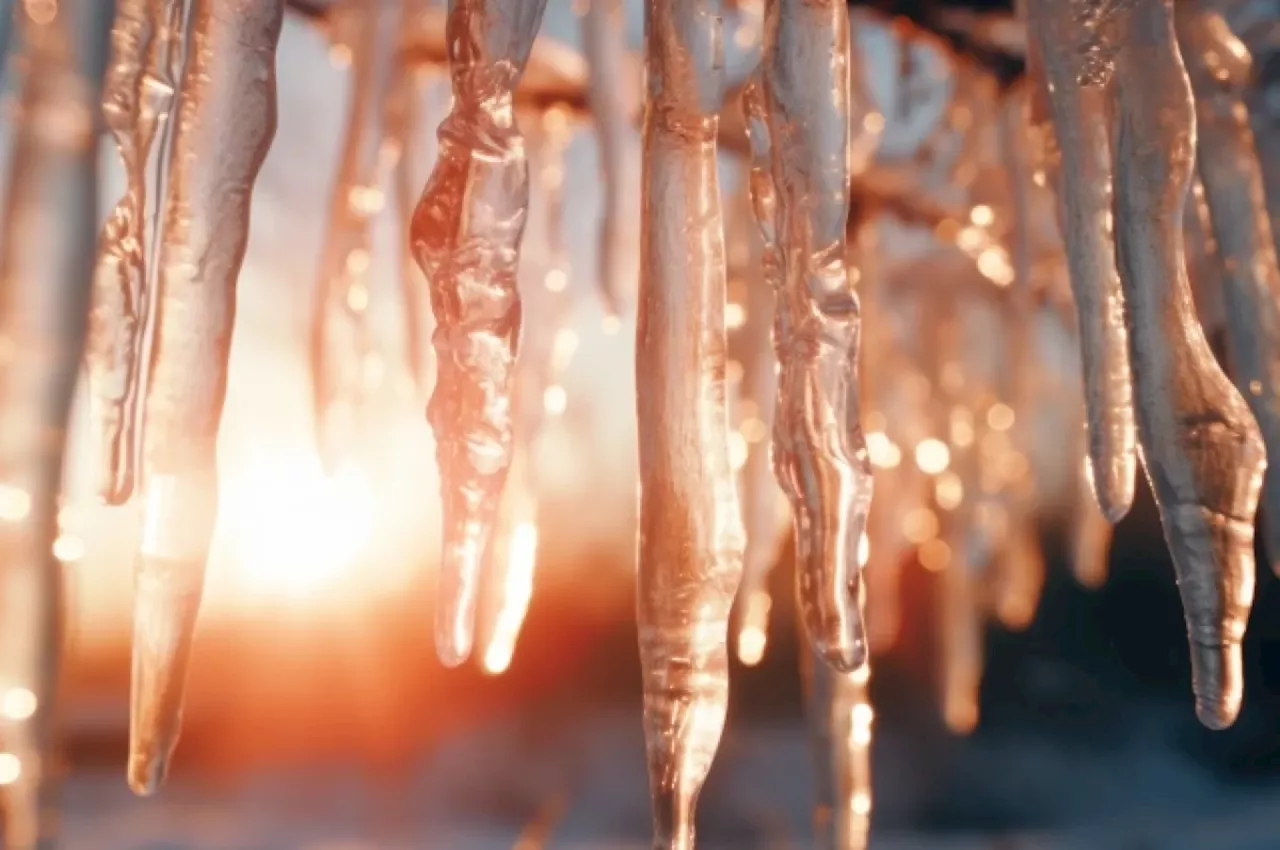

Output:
xmin=387 ymin=61 xmax=432 ymax=399
xmin=1024 ymin=3 xmax=1136 ymax=523
xmin=475 ymin=105 xmax=575 ymax=673
xmin=1071 ymin=450 xmax=1113 ymax=590
xmin=800 ymin=647 xmax=872 ymax=850
xmin=311 ymin=0 xmax=399 ymax=468
xmin=939 ymin=521 xmax=983 ymax=735
xmin=1177 ymin=4 xmax=1280 ymax=578
xmin=0 ymin=1 xmax=112 ymax=843
xmin=582 ymin=0 xmax=638 ymax=319
xmin=409 ymin=0 xmax=549 ymax=667
xmin=756 ymin=0 xmax=872 ymax=674
xmin=636 ymin=0 xmax=744 ymax=846
xmin=131 ymin=0 xmax=283 ymax=794
xmin=732 ymin=156 xmax=784 ymax=668
xmin=89 ymin=0 xmax=185 ymax=505
xmin=1027 ymin=0 xmax=1265 ymax=729
xmin=990 ymin=86 xmax=1045 ymax=632
xmin=1183 ymin=177 xmax=1226 ymax=336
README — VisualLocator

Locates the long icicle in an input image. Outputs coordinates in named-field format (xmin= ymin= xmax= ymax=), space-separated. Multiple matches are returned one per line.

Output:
xmin=1024 ymin=1 xmax=1137 ymax=523
xmin=0 ymin=1 xmax=113 ymax=845
xmin=1176 ymin=4 xmax=1280 ymax=578
xmin=637 ymin=0 xmax=744 ymax=846
xmin=88 ymin=0 xmax=185 ymax=505
xmin=800 ymin=645 xmax=872 ymax=850
xmin=1026 ymin=0 xmax=1266 ymax=729
xmin=311 ymin=0 xmax=399 ymax=469
xmin=477 ymin=105 xmax=574 ymax=674
xmin=409 ymin=0 xmax=549 ymax=667
xmin=733 ymin=128 xmax=784 ymax=668
xmin=1109 ymin=0 xmax=1265 ymax=731
xmin=130 ymin=0 xmax=283 ymax=794
xmin=756 ymin=0 xmax=872 ymax=673
xmin=582 ymin=0 xmax=638 ymax=320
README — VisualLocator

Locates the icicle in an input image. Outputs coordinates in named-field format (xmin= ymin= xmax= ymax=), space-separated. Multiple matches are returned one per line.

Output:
xmin=800 ymin=647 xmax=872 ymax=850
xmin=939 ymin=524 xmax=983 ymax=735
xmin=754 ymin=0 xmax=873 ymax=674
xmin=1177 ymin=4 xmax=1280 ymax=578
xmin=1028 ymin=0 xmax=1266 ymax=729
xmin=1023 ymin=7 xmax=1136 ymax=523
xmin=1183 ymin=177 xmax=1227 ymax=337
xmin=0 ymin=0 xmax=113 ymax=843
xmin=387 ymin=59 xmax=432 ymax=400
xmin=88 ymin=0 xmax=185 ymax=505
xmin=478 ymin=444 xmax=537 ymax=676
xmin=730 ymin=170 xmax=784 ymax=668
xmin=636 ymin=0 xmax=744 ymax=846
xmin=989 ymin=84 xmax=1045 ymax=632
xmin=581 ymin=0 xmax=638 ymax=319
xmin=474 ymin=104 xmax=575 ymax=673
xmin=1072 ymin=450 xmax=1113 ymax=590
xmin=409 ymin=0 xmax=549 ymax=667
xmin=311 ymin=0 xmax=399 ymax=469
xmin=130 ymin=0 xmax=283 ymax=794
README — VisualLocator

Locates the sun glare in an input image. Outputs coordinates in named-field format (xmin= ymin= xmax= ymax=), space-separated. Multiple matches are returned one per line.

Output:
xmin=219 ymin=453 xmax=374 ymax=599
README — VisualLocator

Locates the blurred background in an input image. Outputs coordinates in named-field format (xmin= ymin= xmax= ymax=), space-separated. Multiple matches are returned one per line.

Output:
xmin=4 ymin=0 xmax=1280 ymax=848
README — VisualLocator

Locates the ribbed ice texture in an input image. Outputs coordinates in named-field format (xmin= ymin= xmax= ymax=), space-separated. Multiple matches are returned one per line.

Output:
xmin=131 ymin=0 xmax=283 ymax=795
xmin=409 ymin=0 xmax=549 ymax=667
xmin=1177 ymin=4 xmax=1280 ymax=578
xmin=751 ymin=0 xmax=873 ymax=673
xmin=1025 ymin=2 xmax=1137 ymax=523
xmin=800 ymin=648 xmax=872 ymax=850
xmin=310 ymin=0 xmax=398 ymax=469
xmin=1028 ymin=0 xmax=1266 ymax=729
xmin=0 ymin=1 xmax=112 ymax=845
xmin=636 ymin=0 xmax=744 ymax=846
xmin=582 ymin=0 xmax=638 ymax=319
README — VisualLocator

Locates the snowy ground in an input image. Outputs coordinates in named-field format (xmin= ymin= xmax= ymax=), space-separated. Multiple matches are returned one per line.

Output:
xmin=53 ymin=701 xmax=1280 ymax=850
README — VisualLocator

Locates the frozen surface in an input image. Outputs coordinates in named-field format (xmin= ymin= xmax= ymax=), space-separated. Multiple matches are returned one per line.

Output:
xmin=47 ymin=704 xmax=1280 ymax=850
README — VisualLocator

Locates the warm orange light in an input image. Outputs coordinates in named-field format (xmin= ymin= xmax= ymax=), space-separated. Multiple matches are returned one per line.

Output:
xmin=483 ymin=521 xmax=539 ymax=675
xmin=219 ymin=455 xmax=374 ymax=599
xmin=735 ymin=590 xmax=772 ymax=667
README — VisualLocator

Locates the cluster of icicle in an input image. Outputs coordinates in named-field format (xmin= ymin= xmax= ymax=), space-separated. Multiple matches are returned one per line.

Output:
xmin=1 ymin=0 xmax=1280 ymax=848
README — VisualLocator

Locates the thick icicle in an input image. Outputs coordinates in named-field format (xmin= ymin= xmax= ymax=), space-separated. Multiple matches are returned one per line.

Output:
xmin=1111 ymin=0 xmax=1264 ymax=730
xmin=582 ymin=0 xmax=638 ymax=319
xmin=1177 ymin=4 xmax=1280 ymax=578
xmin=88 ymin=0 xmax=185 ymax=505
xmin=311 ymin=0 xmax=399 ymax=468
xmin=409 ymin=0 xmax=549 ymax=667
xmin=755 ymin=0 xmax=873 ymax=674
xmin=131 ymin=0 xmax=283 ymax=794
xmin=1027 ymin=0 xmax=1268 ymax=729
xmin=636 ymin=0 xmax=744 ymax=846
xmin=0 ymin=1 xmax=112 ymax=845
xmin=800 ymin=647 xmax=872 ymax=850
xmin=1024 ymin=2 xmax=1136 ymax=522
